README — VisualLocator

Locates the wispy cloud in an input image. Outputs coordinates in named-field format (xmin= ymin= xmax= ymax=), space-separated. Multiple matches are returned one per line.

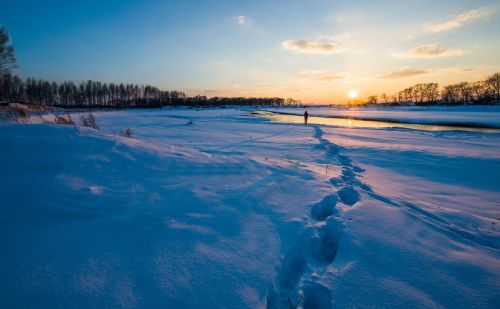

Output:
xmin=327 ymin=15 xmax=345 ymax=23
xmin=379 ymin=66 xmax=477 ymax=80
xmin=201 ymin=89 xmax=233 ymax=96
xmin=380 ymin=68 xmax=428 ymax=79
xmin=233 ymin=15 xmax=249 ymax=26
xmin=434 ymin=67 xmax=477 ymax=74
xmin=300 ymin=70 xmax=345 ymax=81
xmin=424 ymin=8 xmax=490 ymax=32
xmin=282 ymin=39 xmax=345 ymax=55
xmin=394 ymin=44 xmax=465 ymax=58
xmin=317 ymin=74 xmax=344 ymax=81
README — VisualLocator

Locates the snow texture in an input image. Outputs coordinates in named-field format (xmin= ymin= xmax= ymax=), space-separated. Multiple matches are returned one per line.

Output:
xmin=0 ymin=107 xmax=499 ymax=308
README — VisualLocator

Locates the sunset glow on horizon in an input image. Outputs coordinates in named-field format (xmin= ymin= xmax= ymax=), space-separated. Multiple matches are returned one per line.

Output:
xmin=1 ymin=0 xmax=500 ymax=104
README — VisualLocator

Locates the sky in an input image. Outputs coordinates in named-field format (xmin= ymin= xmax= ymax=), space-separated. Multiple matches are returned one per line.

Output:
xmin=1 ymin=0 xmax=500 ymax=104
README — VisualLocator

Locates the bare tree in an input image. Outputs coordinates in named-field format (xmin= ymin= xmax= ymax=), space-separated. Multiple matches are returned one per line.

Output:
xmin=441 ymin=85 xmax=459 ymax=104
xmin=486 ymin=72 xmax=500 ymax=100
xmin=366 ymin=95 xmax=378 ymax=104
xmin=0 ymin=27 xmax=17 ymax=76
xmin=403 ymin=87 xmax=413 ymax=103
xmin=470 ymin=81 xmax=486 ymax=102
xmin=397 ymin=91 xmax=404 ymax=104
xmin=381 ymin=93 xmax=389 ymax=104
xmin=456 ymin=82 xmax=472 ymax=104
xmin=428 ymin=83 xmax=440 ymax=103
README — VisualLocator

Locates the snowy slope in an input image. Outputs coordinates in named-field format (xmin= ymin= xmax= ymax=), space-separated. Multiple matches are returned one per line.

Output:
xmin=0 ymin=108 xmax=499 ymax=308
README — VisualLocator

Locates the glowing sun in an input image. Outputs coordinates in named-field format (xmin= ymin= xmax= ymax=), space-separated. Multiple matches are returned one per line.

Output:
xmin=348 ymin=90 xmax=358 ymax=99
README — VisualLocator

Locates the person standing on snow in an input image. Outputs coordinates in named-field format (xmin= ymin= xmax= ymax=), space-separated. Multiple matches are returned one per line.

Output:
xmin=304 ymin=110 xmax=309 ymax=124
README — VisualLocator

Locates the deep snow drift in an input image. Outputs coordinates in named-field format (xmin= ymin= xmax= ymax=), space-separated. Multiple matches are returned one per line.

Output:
xmin=0 ymin=107 xmax=499 ymax=308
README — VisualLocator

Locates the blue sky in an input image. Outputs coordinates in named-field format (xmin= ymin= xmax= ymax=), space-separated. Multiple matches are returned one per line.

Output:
xmin=1 ymin=0 xmax=500 ymax=103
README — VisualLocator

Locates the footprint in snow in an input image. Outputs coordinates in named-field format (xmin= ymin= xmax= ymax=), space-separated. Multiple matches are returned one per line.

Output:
xmin=310 ymin=195 xmax=338 ymax=221
xmin=338 ymin=186 xmax=361 ymax=206
xmin=309 ymin=217 xmax=343 ymax=265
xmin=302 ymin=282 xmax=332 ymax=309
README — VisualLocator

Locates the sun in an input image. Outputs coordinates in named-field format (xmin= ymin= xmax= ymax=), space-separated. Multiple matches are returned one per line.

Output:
xmin=348 ymin=90 xmax=358 ymax=99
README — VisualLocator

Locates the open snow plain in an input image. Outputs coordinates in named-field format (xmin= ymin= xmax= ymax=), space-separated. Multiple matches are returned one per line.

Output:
xmin=1 ymin=107 xmax=499 ymax=308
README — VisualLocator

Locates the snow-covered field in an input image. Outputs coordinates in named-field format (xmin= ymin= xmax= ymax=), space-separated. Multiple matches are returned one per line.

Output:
xmin=0 ymin=107 xmax=499 ymax=308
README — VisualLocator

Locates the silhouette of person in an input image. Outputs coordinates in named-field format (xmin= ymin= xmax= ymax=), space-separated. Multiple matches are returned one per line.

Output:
xmin=304 ymin=110 xmax=309 ymax=124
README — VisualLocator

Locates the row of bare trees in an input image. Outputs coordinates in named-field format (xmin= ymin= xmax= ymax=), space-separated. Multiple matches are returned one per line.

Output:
xmin=0 ymin=75 xmax=190 ymax=107
xmin=366 ymin=73 xmax=500 ymax=106
xmin=0 ymin=75 xmax=288 ymax=107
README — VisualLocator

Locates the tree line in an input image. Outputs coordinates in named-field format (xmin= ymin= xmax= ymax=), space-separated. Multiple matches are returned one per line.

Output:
xmin=365 ymin=72 xmax=500 ymax=106
xmin=0 ymin=75 xmax=288 ymax=108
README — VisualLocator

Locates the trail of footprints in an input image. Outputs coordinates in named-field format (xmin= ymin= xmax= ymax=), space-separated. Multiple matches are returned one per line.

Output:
xmin=267 ymin=127 xmax=366 ymax=309
xmin=267 ymin=126 xmax=499 ymax=308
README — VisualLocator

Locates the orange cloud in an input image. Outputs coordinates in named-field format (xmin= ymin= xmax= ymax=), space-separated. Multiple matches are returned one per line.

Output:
xmin=424 ymin=8 xmax=490 ymax=32
xmin=282 ymin=39 xmax=345 ymax=55
xmin=300 ymin=70 xmax=345 ymax=81
xmin=380 ymin=68 xmax=428 ymax=79
xmin=394 ymin=44 xmax=465 ymax=58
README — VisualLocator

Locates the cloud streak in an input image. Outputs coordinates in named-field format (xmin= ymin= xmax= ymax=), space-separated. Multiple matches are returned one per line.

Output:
xmin=282 ymin=39 xmax=345 ymax=55
xmin=300 ymin=70 xmax=345 ymax=81
xmin=380 ymin=68 xmax=428 ymax=79
xmin=424 ymin=8 xmax=490 ymax=32
xmin=394 ymin=44 xmax=465 ymax=58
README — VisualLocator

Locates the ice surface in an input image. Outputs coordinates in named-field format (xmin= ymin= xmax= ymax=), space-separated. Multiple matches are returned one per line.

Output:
xmin=269 ymin=105 xmax=500 ymax=128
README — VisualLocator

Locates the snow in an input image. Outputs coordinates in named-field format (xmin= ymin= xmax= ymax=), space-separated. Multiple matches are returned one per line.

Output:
xmin=0 ymin=107 xmax=499 ymax=308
